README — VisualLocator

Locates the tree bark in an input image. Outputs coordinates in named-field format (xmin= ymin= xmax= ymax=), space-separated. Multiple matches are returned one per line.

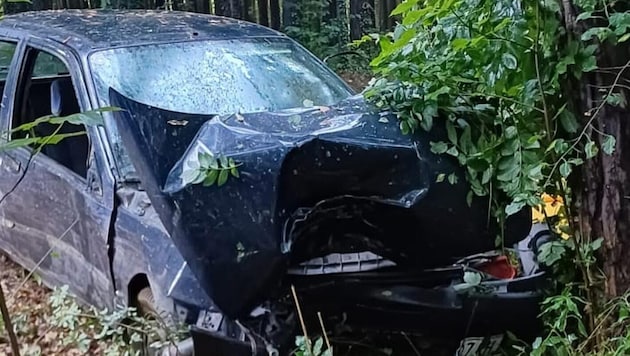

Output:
xmin=574 ymin=40 xmax=630 ymax=297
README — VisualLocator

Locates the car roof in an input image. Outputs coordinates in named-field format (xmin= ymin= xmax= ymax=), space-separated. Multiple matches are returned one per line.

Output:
xmin=0 ymin=9 xmax=286 ymax=52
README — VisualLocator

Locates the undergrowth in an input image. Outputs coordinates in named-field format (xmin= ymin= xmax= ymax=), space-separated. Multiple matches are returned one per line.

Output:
xmin=2 ymin=286 xmax=188 ymax=356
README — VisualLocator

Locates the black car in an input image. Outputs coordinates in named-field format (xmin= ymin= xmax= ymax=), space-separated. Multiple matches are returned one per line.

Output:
xmin=0 ymin=9 xmax=549 ymax=355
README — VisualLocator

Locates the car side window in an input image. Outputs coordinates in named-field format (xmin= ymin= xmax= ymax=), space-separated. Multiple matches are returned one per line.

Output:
xmin=0 ymin=41 xmax=17 ymax=105
xmin=11 ymin=48 xmax=89 ymax=178
xmin=32 ymin=52 xmax=69 ymax=78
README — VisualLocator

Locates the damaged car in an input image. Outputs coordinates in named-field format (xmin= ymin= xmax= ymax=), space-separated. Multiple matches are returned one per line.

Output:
xmin=0 ymin=9 xmax=551 ymax=355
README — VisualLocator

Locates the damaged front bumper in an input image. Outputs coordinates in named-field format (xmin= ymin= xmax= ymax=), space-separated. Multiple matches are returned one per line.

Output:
xmin=184 ymin=225 xmax=551 ymax=356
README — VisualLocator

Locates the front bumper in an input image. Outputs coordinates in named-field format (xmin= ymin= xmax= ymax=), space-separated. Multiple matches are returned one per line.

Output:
xmin=186 ymin=226 xmax=552 ymax=355
xmin=292 ymin=267 xmax=546 ymax=339
xmin=187 ymin=268 xmax=546 ymax=356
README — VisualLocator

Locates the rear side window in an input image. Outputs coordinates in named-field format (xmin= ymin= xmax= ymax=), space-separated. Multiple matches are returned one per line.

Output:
xmin=32 ymin=52 xmax=68 ymax=78
xmin=0 ymin=41 xmax=17 ymax=81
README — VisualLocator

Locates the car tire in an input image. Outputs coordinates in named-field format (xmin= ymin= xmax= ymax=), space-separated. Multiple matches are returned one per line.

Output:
xmin=137 ymin=286 xmax=158 ymax=317
xmin=133 ymin=287 xmax=171 ymax=355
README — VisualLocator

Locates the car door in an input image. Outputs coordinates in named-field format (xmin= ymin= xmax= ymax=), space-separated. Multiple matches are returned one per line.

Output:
xmin=0 ymin=39 xmax=116 ymax=309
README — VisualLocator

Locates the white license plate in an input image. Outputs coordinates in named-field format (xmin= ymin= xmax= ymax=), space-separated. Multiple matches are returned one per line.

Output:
xmin=456 ymin=334 xmax=503 ymax=356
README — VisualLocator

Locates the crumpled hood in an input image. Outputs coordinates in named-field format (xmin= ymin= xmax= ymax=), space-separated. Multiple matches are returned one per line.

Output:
xmin=110 ymin=89 xmax=531 ymax=318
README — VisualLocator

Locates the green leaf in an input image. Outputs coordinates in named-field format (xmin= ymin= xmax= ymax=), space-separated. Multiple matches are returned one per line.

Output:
xmin=559 ymin=161 xmax=571 ymax=177
xmin=446 ymin=120 xmax=457 ymax=144
xmin=430 ymin=141 xmax=448 ymax=154
xmin=581 ymin=27 xmax=612 ymax=42
xmin=436 ymin=173 xmax=446 ymax=183
xmin=505 ymin=126 xmax=518 ymax=139
xmin=463 ymin=271 xmax=481 ymax=286
xmin=580 ymin=55 xmax=597 ymax=72
xmin=419 ymin=113 xmax=433 ymax=131
xmin=619 ymin=33 xmax=630 ymax=43
xmin=230 ymin=167 xmax=240 ymax=178
xmin=191 ymin=170 xmax=206 ymax=184
xmin=602 ymin=135 xmax=616 ymax=155
xmin=538 ymin=241 xmax=566 ymax=266
xmin=313 ymin=338 xmax=323 ymax=355
xmin=199 ymin=152 xmax=213 ymax=168
xmin=203 ymin=170 xmax=219 ymax=186
xmin=0 ymin=137 xmax=39 ymax=152
xmin=506 ymin=200 xmax=526 ymax=216
xmin=532 ymin=337 xmax=543 ymax=350
xmin=39 ymin=131 xmax=86 ymax=146
xmin=402 ymin=9 xmax=430 ymax=25
xmin=481 ymin=168 xmax=493 ymax=184
xmin=390 ymin=0 xmax=419 ymax=16
xmin=584 ymin=141 xmax=598 ymax=159
xmin=452 ymin=38 xmax=469 ymax=50
xmin=447 ymin=173 xmax=458 ymax=185
xmin=182 ymin=168 xmax=201 ymax=185
xmin=501 ymin=53 xmax=517 ymax=70
xmin=446 ymin=146 xmax=458 ymax=157
xmin=590 ymin=238 xmax=603 ymax=251
xmin=605 ymin=92 xmax=626 ymax=107
xmin=219 ymin=156 xmax=229 ymax=168
xmin=466 ymin=191 xmax=473 ymax=207
xmin=576 ymin=11 xmax=593 ymax=21
xmin=400 ymin=120 xmax=410 ymax=135
xmin=217 ymin=170 xmax=229 ymax=186
xmin=559 ymin=110 xmax=579 ymax=133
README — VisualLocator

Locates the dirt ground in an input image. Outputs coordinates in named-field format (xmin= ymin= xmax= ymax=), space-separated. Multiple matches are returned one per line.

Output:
xmin=0 ymin=254 xmax=106 ymax=355
xmin=337 ymin=71 xmax=373 ymax=92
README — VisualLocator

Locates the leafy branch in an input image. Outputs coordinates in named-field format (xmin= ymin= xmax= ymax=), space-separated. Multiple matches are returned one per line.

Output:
xmin=182 ymin=152 xmax=241 ymax=187
xmin=0 ymin=107 xmax=117 ymax=355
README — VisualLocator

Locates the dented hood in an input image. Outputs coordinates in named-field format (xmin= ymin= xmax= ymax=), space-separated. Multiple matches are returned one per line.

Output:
xmin=110 ymin=89 xmax=531 ymax=318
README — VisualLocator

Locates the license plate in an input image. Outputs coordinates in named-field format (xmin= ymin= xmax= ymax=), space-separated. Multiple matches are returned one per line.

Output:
xmin=456 ymin=334 xmax=503 ymax=356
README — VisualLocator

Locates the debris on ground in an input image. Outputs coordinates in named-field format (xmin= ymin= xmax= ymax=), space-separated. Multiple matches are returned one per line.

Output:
xmin=0 ymin=253 xmax=109 ymax=355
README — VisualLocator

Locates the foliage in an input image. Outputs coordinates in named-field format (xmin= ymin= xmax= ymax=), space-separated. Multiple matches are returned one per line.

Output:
xmin=364 ymin=0 xmax=594 ymax=224
xmin=182 ymin=152 xmax=241 ymax=187
xmin=507 ymin=288 xmax=630 ymax=356
xmin=283 ymin=0 xmax=377 ymax=74
xmin=47 ymin=286 xmax=188 ymax=356
xmin=362 ymin=0 xmax=630 ymax=354
xmin=0 ymin=108 xmax=118 ymax=153
xmin=284 ymin=0 xmax=341 ymax=60
xmin=294 ymin=336 xmax=333 ymax=356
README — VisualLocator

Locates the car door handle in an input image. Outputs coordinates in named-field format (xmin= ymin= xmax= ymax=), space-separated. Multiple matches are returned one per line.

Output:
xmin=0 ymin=155 xmax=22 ymax=173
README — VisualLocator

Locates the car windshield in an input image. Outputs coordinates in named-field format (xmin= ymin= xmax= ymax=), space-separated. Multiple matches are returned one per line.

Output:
xmin=89 ymin=37 xmax=353 ymax=179
xmin=90 ymin=37 xmax=351 ymax=114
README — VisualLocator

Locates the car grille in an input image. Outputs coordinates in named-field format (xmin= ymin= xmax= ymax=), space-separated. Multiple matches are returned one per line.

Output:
xmin=287 ymin=251 xmax=396 ymax=275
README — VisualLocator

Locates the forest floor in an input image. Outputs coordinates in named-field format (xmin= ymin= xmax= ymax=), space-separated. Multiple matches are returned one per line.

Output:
xmin=0 ymin=253 xmax=105 ymax=355
xmin=337 ymin=71 xmax=372 ymax=92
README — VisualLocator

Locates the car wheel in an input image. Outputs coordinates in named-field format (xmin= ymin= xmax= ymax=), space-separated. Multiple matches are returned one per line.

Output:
xmin=137 ymin=286 xmax=158 ymax=317
xmin=133 ymin=287 xmax=171 ymax=355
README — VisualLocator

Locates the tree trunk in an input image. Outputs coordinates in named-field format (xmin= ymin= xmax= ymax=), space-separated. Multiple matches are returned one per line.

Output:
xmin=574 ymin=40 xmax=630 ymax=297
